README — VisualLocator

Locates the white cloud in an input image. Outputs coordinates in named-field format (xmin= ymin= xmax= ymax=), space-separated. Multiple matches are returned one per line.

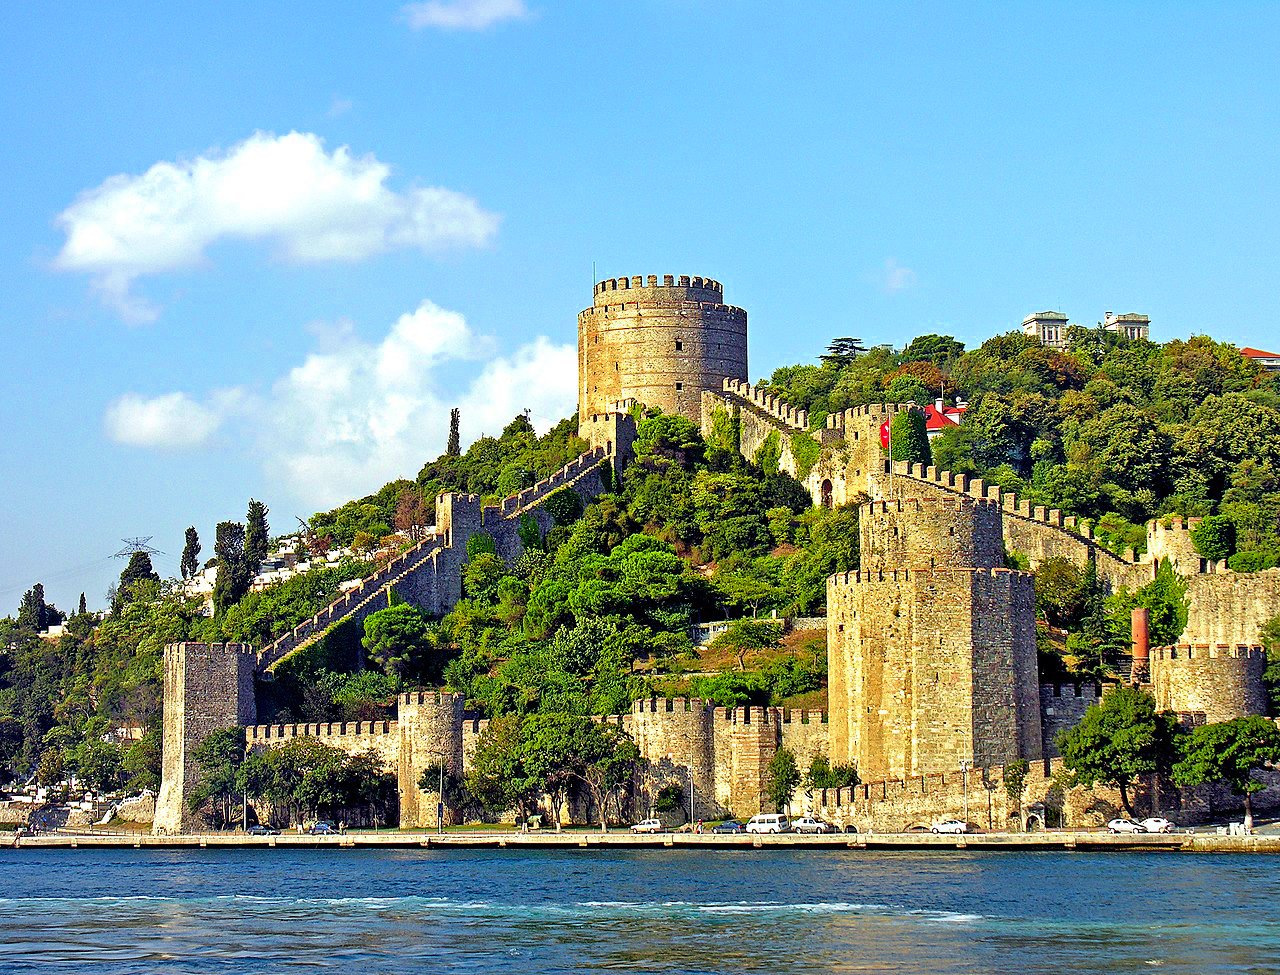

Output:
xmin=104 ymin=391 xmax=228 ymax=449
xmin=881 ymin=258 xmax=918 ymax=294
xmin=327 ymin=96 xmax=354 ymax=119
xmin=402 ymin=0 xmax=528 ymax=30
xmin=103 ymin=300 xmax=577 ymax=507
xmin=54 ymin=131 xmax=499 ymax=320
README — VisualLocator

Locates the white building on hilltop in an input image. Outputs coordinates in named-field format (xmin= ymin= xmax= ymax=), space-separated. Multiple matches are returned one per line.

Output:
xmin=1022 ymin=309 xmax=1150 ymax=349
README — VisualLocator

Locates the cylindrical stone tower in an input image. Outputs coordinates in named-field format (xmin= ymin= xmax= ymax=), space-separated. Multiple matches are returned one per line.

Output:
xmin=578 ymin=274 xmax=747 ymax=427
xmin=397 ymin=690 xmax=465 ymax=829
xmin=858 ymin=498 xmax=1005 ymax=571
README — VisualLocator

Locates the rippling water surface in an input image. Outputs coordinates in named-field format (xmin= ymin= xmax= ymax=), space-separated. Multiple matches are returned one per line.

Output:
xmin=0 ymin=848 xmax=1276 ymax=974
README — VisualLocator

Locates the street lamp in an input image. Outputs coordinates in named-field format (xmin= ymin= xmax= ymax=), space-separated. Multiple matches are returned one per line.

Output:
xmin=426 ymin=748 xmax=448 ymax=835
xmin=960 ymin=759 xmax=971 ymax=825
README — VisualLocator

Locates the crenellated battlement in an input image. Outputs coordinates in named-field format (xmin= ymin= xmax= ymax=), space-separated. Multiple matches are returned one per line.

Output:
xmin=499 ymin=446 xmax=609 ymax=517
xmin=864 ymin=497 xmax=1002 ymax=514
xmin=826 ymin=402 xmax=921 ymax=428
xmin=398 ymin=689 xmax=466 ymax=707
xmin=830 ymin=566 xmax=1026 ymax=586
xmin=1151 ymin=644 xmax=1266 ymax=662
xmin=593 ymin=274 xmax=723 ymax=297
xmin=246 ymin=720 xmax=395 ymax=742
xmin=1040 ymin=682 xmax=1103 ymax=700
xmin=633 ymin=696 xmax=715 ymax=715
xmin=719 ymin=378 xmax=809 ymax=431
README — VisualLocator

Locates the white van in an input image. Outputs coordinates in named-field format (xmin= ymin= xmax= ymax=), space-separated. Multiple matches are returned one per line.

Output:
xmin=745 ymin=813 xmax=791 ymax=834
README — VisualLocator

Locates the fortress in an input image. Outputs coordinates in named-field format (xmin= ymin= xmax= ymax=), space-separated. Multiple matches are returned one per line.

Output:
xmin=155 ymin=275 xmax=1280 ymax=834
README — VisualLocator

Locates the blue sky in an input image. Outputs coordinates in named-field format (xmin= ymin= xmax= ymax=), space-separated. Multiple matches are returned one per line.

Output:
xmin=2 ymin=1 xmax=1278 ymax=612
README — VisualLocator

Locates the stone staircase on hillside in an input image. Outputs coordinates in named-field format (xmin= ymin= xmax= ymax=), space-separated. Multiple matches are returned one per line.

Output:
xmin=256 ymin=445 xmax=613 ymax=673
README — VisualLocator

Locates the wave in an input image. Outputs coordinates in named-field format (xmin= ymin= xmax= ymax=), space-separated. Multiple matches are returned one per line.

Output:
xmin=0 ymin=894 xmax=983 ymax=925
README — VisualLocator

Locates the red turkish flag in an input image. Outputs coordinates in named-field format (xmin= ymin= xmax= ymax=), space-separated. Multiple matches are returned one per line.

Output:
xmin=880 ymin=418 xmax=890 ymax=449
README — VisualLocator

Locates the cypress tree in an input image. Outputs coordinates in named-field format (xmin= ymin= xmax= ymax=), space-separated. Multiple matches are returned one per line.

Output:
xmin=212 ymin=521 xmax=250 ymax=618
xmin=180 ymin=527 xmax=201 ymax=580
xmin=244 ymin=500 xmax=270 ymax=576
xmin=17 ymin=584 xmax=47 ymax=631
xmin=889 ymin=409 xmax=932 ymax=465
xmin=77 ymin=593 xmax=87 ymax=616
xmin=447 ymin=408 xmax=461 ymax=457
xmin=117 ymin=553 xmax=159 ymax=604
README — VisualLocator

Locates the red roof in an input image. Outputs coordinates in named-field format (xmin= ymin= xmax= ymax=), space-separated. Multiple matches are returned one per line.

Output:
xmin=924 ymin=403 xmax=965 ymax=431
xmin=1241 ymin=347 xmax=1280 ymax=359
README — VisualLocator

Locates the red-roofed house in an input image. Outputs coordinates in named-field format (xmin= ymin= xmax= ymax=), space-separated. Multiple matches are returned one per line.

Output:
xmin=879 ymin=399 xmax=968 ymax=446
xmin=1241 ymin=347 xmax=1280 ymax=373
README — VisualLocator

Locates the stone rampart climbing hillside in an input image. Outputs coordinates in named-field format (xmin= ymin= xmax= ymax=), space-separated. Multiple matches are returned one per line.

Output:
xmin=256 ymin=445 xmax=615 ymax=673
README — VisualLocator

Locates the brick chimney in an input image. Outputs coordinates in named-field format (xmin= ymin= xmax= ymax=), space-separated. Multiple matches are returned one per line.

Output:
xmin=1130 ymin=606 xmax=1150 ymax=683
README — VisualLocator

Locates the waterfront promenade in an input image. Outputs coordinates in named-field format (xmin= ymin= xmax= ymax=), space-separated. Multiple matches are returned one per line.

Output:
xmin=9 ymin=829 xmax=1280 ymax=853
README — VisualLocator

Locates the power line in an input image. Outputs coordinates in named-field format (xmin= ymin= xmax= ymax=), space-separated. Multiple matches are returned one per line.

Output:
xmin=112 ymin=536 xmax=163 ymax=559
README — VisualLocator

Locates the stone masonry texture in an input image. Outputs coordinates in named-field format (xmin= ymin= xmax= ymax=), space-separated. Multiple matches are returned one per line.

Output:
xmin=579 ymin=275 xmax=747 ymax=429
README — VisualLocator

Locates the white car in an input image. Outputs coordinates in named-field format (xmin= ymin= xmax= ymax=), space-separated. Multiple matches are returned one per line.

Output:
xmin=791 ymin=816 xmax=832 ymax=834
xmin=1140 ymin=817 xmax=1175 ymax=833
xmin=745 ymin=813 xmax=791 ymax=834
xmin=630 ymin=819 xmax=664 ymax=833
xmin=1107 ymin=818 xmax=1147 ymax=834
xmin=930 ymin=819 xmax=969 ymax=834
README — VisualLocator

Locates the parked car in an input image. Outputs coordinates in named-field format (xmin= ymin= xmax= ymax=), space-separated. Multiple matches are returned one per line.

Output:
xmin=745 ymin=814 xmax=791 ymax=834
xmin=247 ymin=824 xmax=280 ymax=836
xmin=791 ymin=816 xmax=833 ymax=834
xmin=1140 ymin=817 xmax=1175 ymax=833
xmin=307 ymin=821 xmax=339 ymax=835
xmin=931 ymin=819 xmax=969 ymax=834
xmin=1107 ymin=818 xmax=1147 ymax=834
xmin=630 ymin=819 xmax=664 ymax=833
xmin=711 ymin=819 xmax=743 ymax=834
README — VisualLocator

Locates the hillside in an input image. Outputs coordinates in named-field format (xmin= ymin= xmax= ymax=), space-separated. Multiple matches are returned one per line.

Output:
xmin=3 ymin=326 xmax=1280 ymax=792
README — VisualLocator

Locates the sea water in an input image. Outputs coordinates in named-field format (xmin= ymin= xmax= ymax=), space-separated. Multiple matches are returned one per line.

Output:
xmin=0 ymin=848 xmax=1276 ymax=974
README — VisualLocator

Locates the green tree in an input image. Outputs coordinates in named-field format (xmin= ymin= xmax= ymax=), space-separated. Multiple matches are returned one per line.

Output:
xmin=517 ymin=513 xmax=542 ymax=551
xmin=73 ymin=737 xmax=125 ymax=794
xmin=544 ymin=488 xmax=583 ymax=526
xmin=37 ymin=748 xmax=65 ymax=791
xmin=806 ymin=755 xmax=859 ymax=790
xmin=465 ymin=531 xmax=497 ymax=558
xmin=212 ymin=521 xmax=251 ymax=618
xmin=244 ymin=500 xmax=270 ymax=576
xmin=362 ymin=603 xmax=431 ymax=679
xmin=187 ymin=727 xmax=246 ymax=827
xmin=447 ymin=407 xmax=462 ymax=457
xmin=1261 ymin=613 xmax=1280 ymax=716
xmin=1003 ymin=759 xmax=1030 ymax=829
xmin=764 ymin=747 xmax=801 ymax=813
xmin=180 ymin=527 xmax=202 ymax=580
xmin=77 ymin=593 xmax=88 ymax=616
xmin=709 ymin=618 xmax=783 ymax=671
xmin=1172 ymin=716 xmax=1280 ymax=830
xmin=16 ymin=583 xmax=49 ymax=631
xmin=118 ymin=553 xmax=160 ymax=604
xmin=889 ymin=409 xmax=932 ymax=465
xmin=1057 ymin=685 xmax=1174 ymax=816
xmin=1190 ymin=515 xmax=1236 ymax=562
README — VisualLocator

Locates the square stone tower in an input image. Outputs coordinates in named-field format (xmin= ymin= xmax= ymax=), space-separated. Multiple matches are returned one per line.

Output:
xmin=827 ymin=498 xmax=1041 ymax=781
xmin=153 ymin=642 xmax=257 ymax=834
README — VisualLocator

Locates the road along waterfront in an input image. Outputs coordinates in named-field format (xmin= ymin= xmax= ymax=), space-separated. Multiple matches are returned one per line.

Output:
xmin=9 ymin=828 xmax=1280 ymax=853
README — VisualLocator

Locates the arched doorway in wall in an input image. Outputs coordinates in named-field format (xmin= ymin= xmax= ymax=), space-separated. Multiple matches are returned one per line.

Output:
xmin=821 ymin=479 xmax=834 ymax=509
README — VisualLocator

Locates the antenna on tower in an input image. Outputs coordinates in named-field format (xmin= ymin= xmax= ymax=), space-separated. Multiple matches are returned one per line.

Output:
xmin=112 ymin=537 xmax=163 ymax=559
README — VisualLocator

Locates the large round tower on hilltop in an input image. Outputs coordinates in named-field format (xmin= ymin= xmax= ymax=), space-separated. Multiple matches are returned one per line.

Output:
xmin=578 ymin=275 xmax=748 ymax=430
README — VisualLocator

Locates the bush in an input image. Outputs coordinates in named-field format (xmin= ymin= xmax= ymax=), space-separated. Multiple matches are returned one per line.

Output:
xmin=1190 ymin=515 xmax=1236 ymax=561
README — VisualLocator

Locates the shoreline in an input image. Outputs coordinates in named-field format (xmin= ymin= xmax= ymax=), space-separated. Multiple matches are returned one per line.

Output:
xmin=7 ymin=830 xmax=1280 ymax=853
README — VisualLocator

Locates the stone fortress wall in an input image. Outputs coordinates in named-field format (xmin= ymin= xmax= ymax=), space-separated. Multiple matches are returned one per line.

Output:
xmin=579 ymin=275 xmax=748 ymax=428
xmin=157 ymin=272 xmax=1280 ymax=834
xmin=706 ymin=378 xmax=1280 ymax=646
xmin=1149 ymin=645 xmax=1268 ymax=724
xmin=154 ymin=643 xmax=257 ymax=834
